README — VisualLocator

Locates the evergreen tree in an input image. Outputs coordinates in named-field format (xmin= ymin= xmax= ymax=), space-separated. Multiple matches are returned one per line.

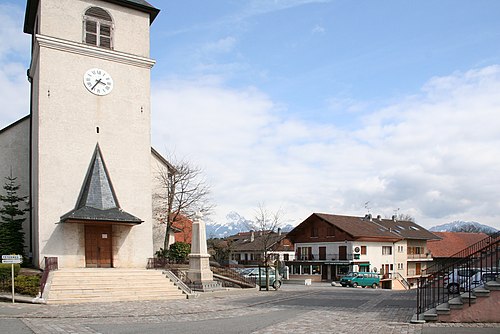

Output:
xmin=0 ymin=175 xmax=27 ymax=256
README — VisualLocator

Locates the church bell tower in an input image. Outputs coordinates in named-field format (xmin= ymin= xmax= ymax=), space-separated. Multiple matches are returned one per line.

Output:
xmin=23 ymin=0 xmax=160 ymax=268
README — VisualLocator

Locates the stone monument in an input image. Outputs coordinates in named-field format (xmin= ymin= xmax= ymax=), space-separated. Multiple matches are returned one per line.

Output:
xmin=187 ymin=213 xmax=221 ymax=291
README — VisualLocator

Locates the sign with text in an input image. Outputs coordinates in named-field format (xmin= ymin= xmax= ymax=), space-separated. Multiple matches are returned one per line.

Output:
xmin=2 ymin=255 xmax=23 ymax=264
xmin=2 ymin=255 xmax=22 ymax=303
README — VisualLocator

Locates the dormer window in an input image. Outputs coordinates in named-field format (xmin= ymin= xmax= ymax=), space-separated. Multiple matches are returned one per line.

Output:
xmin=84 ymin=7 xmax=113 ymax=49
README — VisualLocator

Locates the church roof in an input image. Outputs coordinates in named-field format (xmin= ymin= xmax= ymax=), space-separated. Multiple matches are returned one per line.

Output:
xmin=60 ymin=144 xmax=142 ymax=225
xmin=24 ymin=0 xmax=160 ymax=34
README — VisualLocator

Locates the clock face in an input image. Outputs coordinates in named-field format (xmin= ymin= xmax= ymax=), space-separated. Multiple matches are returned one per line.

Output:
xmin=83 ymin=68 xmax=113 ymax=96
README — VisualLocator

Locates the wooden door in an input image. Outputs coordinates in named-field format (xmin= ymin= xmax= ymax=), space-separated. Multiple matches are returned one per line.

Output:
xmin=85 ymin=225 xmax=112 ymax=268
xmin=415 ymin=263 xmax=421 ymax=275
xmin=319 ymin=247 xmax=326 ymax=260
xmin=339 ymin=246 xmax=347 ymax=260
xmin=383 ymin=264 xmax=390 ymax=278
xmin=321 ymin=265 xmax=328 ymax=280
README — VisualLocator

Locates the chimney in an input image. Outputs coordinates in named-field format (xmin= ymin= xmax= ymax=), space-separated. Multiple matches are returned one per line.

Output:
xmin=278 ymin=227 xmax=282 ymax=236
xmin=377 ymin=215 xmax=382 ymax=221
xmin=366 ymin=213 xmax=372 ymax=221
xmin=250 ymin=230 xmax=255 ymax=242
xmin=392 ymin=215 xmax=397 ymax=222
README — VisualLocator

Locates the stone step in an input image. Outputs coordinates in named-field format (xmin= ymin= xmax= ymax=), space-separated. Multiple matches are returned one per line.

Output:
xmin=46 ymin=269 xmax=186 ymax=304
xmin=51 ymin=283 xmax=178 ymax=291
xmin=436 ymin=303 xmax=450 ymax=315
xmin=473 ymin=287 xmax=490 ymax=297
xmin=448 ymin=297 xmax=463 ymax=309
xmin=486 ymin=280 xmax=500 ymax=291
xmin=51 ymin=285 xmax=179 ymax=293
xmin=423 ymin=309 xmax=438 ymax=322
xmin=460 ymin=292 xmax=477 ymax=304
xmin=48 ymin=294 xmax=186 ymax=304
xmin=49 ymin=289 xmax=182 ymax=298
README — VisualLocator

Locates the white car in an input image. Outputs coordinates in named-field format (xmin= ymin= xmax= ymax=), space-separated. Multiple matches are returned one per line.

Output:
xmin=444 ymin=267 xmax=498 ymax=294
xmin=242 ymin=267 xmax=282 ymax=290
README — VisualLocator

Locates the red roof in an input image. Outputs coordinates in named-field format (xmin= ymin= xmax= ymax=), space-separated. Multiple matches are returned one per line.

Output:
xmin=172 ymin=216 xmax=192 ymax=244
xmin=427 ymin=232 xmax=489 ymax=258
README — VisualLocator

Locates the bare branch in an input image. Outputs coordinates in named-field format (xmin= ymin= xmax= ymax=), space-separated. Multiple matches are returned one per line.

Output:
xmin=152 ymin=156 xmax=214 ymax=250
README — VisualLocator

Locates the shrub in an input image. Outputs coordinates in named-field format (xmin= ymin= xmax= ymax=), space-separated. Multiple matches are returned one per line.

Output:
xmin=155 ymin=247 xmax=169 ymax=259
xmin=169 ymin=242 xmax=191 ymax=263
xmin=14 ymin=275 xmax=40 ymax=296
xmin=0 ymin=263 xmax=20 ymax=280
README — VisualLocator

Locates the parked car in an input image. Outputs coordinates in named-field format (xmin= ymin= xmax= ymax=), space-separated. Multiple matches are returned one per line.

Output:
xmin=444 ymin=267 xmax=498 ymax=294
xmin=339 ymin=272 xmax=380 ymax=288
xmin=242 ymin=267 xmax=282 ymax=290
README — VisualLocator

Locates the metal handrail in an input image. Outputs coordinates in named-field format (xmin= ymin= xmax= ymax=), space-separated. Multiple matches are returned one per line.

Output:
xmin=39 ymin=257 xmax=58 ymax=295
xmin=422 ymin=231 xmax=500 ymax=275
xmin=211 ymin=266 xmax=256 ymax=288
xmin=163 ymin=270 xmax=195 ymax=296
xmin=392 ymin=271 xmax=411 ymax=290
xmin=416 ymin=232 xmax=499 ymax=320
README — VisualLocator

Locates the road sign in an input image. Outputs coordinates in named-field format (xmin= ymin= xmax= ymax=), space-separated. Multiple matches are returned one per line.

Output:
xmin=2 ymin=255 xmax=22 ymax=264
xmin=1 ymin=255 xmax=23 ymax=303
xmin=2 ymin=259 xmax=22 ymax=264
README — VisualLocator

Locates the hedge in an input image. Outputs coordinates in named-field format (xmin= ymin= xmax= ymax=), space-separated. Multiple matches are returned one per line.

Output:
xmin=0 ymin=263 xmax=21 ymax=280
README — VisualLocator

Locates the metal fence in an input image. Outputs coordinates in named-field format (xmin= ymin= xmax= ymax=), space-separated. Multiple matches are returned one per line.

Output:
xmin=416 ymin=232 xmax=500 ymax=320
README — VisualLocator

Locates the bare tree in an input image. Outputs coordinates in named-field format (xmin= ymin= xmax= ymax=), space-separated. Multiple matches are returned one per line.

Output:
xmin=247 ymin=204 xmax=284 ymax=290
xmin=396 ymin=213 xmax=415 ymax=222
xmin=153 ymin=158 xmax=214 ymax=251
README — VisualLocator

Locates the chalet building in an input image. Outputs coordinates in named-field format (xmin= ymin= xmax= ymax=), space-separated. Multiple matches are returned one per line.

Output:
xmin=285 ymin=213 xmax=439 ymax=288
xmin=229 ymin=230 xmax=295 ymax=266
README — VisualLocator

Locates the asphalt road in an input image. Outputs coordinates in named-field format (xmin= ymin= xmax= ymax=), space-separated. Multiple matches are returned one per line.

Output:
xmin=0 ymin=284 xmax=498 ymax=334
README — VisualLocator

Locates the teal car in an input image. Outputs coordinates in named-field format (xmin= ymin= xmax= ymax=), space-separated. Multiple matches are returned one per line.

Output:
xmin=340 ymin=272 xmax=380 ymax=288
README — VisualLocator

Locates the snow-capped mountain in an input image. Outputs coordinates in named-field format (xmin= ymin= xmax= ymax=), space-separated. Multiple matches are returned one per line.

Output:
xmin=206 ymin=211 xmax=295 ymax=239
xmin=429 ymin=221 xmax=498 ymax=234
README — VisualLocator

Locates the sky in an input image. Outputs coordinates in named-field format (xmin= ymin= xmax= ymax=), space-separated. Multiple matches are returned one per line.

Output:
xmin=2 ymin=1 xmax=500 ymax=229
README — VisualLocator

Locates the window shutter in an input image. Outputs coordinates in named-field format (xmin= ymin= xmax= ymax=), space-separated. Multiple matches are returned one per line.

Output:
xmin=83 ymin=7 xmax=113 ymax=49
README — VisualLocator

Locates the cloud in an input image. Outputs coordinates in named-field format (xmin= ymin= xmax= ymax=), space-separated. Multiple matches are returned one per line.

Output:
xmin=202 ymin=36 xmax=237 ymax=54
xmin=312 ymin=24 xmax=325 ymax=34
xmin=0 ymin=4 xmax=31 ymax=128
xmin=243 ymin=0 xmax=331 ymax=18
xmin=151 ymin=66 xmax=500 ymax=229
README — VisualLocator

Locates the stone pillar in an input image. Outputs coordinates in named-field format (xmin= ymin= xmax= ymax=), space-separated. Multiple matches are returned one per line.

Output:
xmin=187 ymin=213 xmax=221 ymax=291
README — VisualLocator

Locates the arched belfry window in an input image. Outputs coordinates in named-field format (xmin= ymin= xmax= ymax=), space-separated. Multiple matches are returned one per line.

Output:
xmin=83 ymin=7 xmax=113 ymax=49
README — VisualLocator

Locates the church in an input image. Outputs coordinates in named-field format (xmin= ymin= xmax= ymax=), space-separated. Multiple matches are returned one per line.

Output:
xmin=0 ymin=0 xmax=168 ymax=270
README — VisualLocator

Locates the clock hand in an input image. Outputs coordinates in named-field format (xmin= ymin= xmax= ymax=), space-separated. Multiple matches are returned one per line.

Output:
xmin=91 ymin=78 xmax=102 ymax=90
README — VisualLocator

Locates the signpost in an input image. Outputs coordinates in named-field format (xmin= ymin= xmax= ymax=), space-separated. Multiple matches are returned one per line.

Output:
xmin=2 ymin=255 xmax=23 ymax=303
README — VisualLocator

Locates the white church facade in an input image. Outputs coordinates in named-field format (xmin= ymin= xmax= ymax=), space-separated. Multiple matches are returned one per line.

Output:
xmin=0 ymin=0 xmax=168 ymax=270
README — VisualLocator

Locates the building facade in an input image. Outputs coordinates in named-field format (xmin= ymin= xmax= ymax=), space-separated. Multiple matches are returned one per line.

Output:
xmin=285 ymin=213 xmax=438 ymax=288
xmin=0 ymin=0 xmax=163 ymax=269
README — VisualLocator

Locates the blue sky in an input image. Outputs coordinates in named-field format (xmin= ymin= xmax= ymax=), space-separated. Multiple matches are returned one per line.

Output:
xmin=2 ymin=1 xmax=500 ymax=229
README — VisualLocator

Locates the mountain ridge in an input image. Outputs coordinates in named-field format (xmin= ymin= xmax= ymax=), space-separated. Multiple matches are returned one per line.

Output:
xmin=429 ymin=220 xmax=498 ymax=234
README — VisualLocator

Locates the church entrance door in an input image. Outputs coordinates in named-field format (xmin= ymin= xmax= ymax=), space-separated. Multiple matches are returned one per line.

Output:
xmin=85 ymin=225 xmax=113 ymax=268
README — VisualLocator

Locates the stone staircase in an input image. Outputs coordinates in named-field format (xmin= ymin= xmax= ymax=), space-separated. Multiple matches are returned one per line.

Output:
xmin=423 ymin=278 xmax=500 ymax=322
xmin=44 ymin=268 xmax=187 ymax=304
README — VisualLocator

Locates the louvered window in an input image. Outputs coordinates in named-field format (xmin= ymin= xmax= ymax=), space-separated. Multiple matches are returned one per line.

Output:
xmin=83 ymin=7 xmax=113 ymax=49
